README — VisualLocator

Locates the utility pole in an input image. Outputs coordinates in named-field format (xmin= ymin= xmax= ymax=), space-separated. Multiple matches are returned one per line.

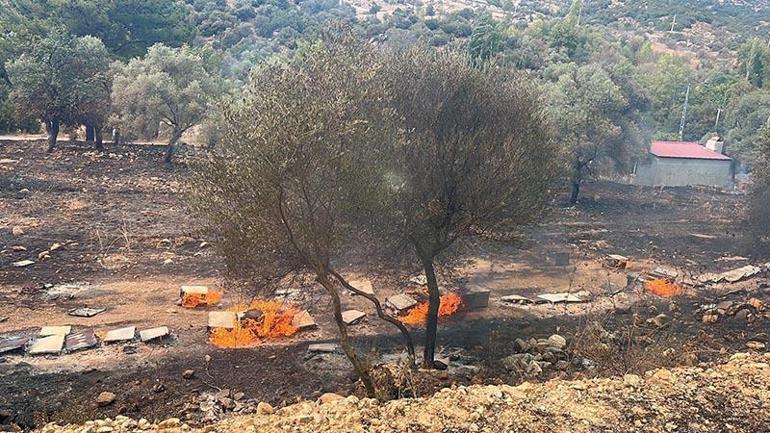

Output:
xmin=714 ymin=108 xmax=722 ymax=130
xmin=576 ymin=0 xmax=583 ymax=26
xmin=679 ymin=83 xmax=691 ymax=142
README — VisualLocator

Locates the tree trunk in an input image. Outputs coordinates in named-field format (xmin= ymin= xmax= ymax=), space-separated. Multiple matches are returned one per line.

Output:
xmin=46 ymin=120 xmax=60 ymax=152
xmin=330 ymin=270 xmax=417 ymax=369
xmin=317 ymin=274 xmax=377 ymax=398
xmin=420 ymin=254 xmax=441 ymax=369
xmin=570 ymin=182 xmax=580 ymax=205
xmin=94 ymin=127 xmax=104 ymax=150
xmin=85 ymin=125 xmax=95 ymax=142
xmin=112 ymin=128 xmax=120 ymax=146
xmin=164 ymin=130 xmax=182 ymax=165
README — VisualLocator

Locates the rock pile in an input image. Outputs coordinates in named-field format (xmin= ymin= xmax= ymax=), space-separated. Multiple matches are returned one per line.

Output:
xmin=178 ymin=389 xmax=257 ymax=424
xmin=500 ymin=334 xmax=591 ymax=377
xmin=33 ymin=353 xmax=770 ymax=433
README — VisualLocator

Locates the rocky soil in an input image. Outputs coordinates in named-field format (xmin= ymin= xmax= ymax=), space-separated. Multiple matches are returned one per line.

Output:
xmin=32 ymin=352 xmax=770 ymax=433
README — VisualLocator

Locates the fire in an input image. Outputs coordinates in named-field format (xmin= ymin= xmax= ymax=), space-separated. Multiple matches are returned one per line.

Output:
xmin=645 ymin=279 xmax=682 ymax=297
xmin=400 ymin=293 xmax=463 ymax=326
xmin=182 ymin=291 xmax=223 ymax=308
xmin=209 ymin=299 xmax=299 ymax=348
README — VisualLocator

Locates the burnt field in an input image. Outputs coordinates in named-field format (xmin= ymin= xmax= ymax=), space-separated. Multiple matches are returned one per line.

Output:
xmin=1 ymin=139 xmax=769 ymax=430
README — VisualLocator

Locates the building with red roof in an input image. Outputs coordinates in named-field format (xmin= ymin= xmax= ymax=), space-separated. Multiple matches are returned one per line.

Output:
xmin=634 ymin=138 xmax=733 ymax=188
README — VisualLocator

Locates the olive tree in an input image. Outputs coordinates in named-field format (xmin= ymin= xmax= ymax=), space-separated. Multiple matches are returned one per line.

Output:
xmin=374 ymin=47 xmax=561 ymax=367
xmin=545 ymin=63 xmax=642 ymax=204
xmin=189 ymin=33 xmax=415 ymax=397
xmin=6 ymin=32 xmax=111 ymax=151
xmin=111 ymin=44 xmax=220 ymax=164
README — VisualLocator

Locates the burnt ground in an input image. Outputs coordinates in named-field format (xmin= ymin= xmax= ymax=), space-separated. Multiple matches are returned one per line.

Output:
xmin=1 ymin=139 xmax=770 ymax=430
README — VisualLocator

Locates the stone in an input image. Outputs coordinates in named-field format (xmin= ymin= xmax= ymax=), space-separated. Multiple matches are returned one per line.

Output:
xmin=104 ymin=326 xmax=136 ymax=343
xmin=409 ymin=275 xmax=428 ymax=286
xmin=547 ymin=334 xmax=567 ymax=350
xmin=69 ymin=307 xmax=107 ymax=318
xmin=291 ymin=310 xmax=317 ymax=331
xmin=308 ymin=343 xmax=338 ymax=353
xmin=462 ymin=287 xmax=490 ymax=309
xmin=11 ymin=245 xmax=26 ymax=251
xmin=341 ymin=310 xmax=366 ymax=325
xmin=158 ymin=418 xmax=180 ymax=429
xmin=386 ymin=294 xmax=418 ymax=312
xmin=746 ymin=341 xmax=766 ymax=350
xmin=65 ymin=329 xmax=99 ymax=352
xmin=536 ymin=293 xmax=584 ymax=304
xmin=734 ymin=309 xmax=751 ymax=321
xmin=11 ymin=226 xmax=24 ymax=236
xmin=29 ymin=334 xmax=65 ymax=355
xmin=647 ymin=314 xmax=669 ymax=328
xmin=513 ymin=338 xmax=530 ymax=352
xmin=240 ymin=309 xmax=263 ymax=322
xmin=433 ymin=356 xmax=450 ymax=370
xmin=96 ymin=392 xmax=116 ymax=407
xmin=208 ymin=311 xmax=237 ymax=329
xmin=139 ymin=326 xmax=170 ymax=342
xmin=39 ymin=326 xmax=71 ymax=337
xmin=0 ymin=336 xmax=30 ymax=355
xmin=11 ymin=259 xmax=34 ymax=268
xmin=604 ymin=254 xmax=629 ymax=268
xmin=349 ymin=279 xmax=374 ymax=295
xmin=500 ymin=295 xmax=534 ymax=304
xmin=623 ymin=374 xmax=642 ymax=386
xmin=257 ymin=402 xmax=274 ymax=415
xmin=318 ymin=393 xmax=344 ymax=404
xmin=182 ymin=369 xmax=195 ymax=379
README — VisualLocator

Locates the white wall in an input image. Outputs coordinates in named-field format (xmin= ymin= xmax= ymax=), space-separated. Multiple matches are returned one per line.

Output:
xmin=634 ymin=156 xmax=733 ymax=189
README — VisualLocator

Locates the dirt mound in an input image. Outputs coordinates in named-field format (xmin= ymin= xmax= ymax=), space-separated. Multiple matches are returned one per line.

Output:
xmin=35 ymin=353 xmax=770 ymax=433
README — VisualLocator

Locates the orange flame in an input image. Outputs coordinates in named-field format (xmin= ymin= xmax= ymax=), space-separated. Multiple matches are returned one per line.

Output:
xmin=645 ymin=279 xmax=682 ymax=297
xmin=209 ymin=299 xmax=299 ymax=348
xmin=400 ymin=293 xmax=463 ymax=327
xmin=182 ymin=291 xmax=223 ymax=308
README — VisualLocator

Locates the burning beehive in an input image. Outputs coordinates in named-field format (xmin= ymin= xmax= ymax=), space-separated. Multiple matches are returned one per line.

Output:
xmin=209 ymin=299 xmax=300 ymax=348
xmin=645 ymin=279 xmax=682 ymax=298
xmin=400 ymin=293 xmax=463 ymax=326
xmin=180 ymin=285 xmax=223 ymax=309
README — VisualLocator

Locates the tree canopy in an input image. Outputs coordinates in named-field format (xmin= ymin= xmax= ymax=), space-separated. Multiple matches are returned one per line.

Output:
xmin=5 ymin=32 xmax=111 ymax=150
xmin=111 ymin=44 xmax=222 ymax=162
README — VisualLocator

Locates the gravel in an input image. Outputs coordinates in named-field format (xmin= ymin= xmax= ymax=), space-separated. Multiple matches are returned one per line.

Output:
xmin=34 ymin=353 xmax=770 ymax=433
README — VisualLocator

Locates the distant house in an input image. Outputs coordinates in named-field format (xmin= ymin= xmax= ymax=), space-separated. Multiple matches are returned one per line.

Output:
xmin=633 ymin=138 xmax=733 ymax=189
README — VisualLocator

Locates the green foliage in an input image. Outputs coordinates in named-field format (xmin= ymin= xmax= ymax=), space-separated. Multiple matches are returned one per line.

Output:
xmin=725 ymin=90 xmax=770 ymax=167
xmin=749 ymin=120 xmax=770 ymax=235
xmin=545 ymin=62 xmax=646 ymax=200
xmin=5 ymin=32 xmax=111 ymax=128
xmin=2 ymin=0 xmax=195 ymax=60
xmin=634 ymin=53 xmax=696 ymax=139
xmin=738 ymin=38 xmax=770 ymax=89
xmin=111 ymin=44 xmax=222 ymax=146
xmin=468 ymin=14 xmax=504 ymax=64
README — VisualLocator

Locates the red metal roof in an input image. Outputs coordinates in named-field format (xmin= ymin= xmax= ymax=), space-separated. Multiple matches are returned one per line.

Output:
xmin=650 ymin=141 xmax=731 ymax=161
